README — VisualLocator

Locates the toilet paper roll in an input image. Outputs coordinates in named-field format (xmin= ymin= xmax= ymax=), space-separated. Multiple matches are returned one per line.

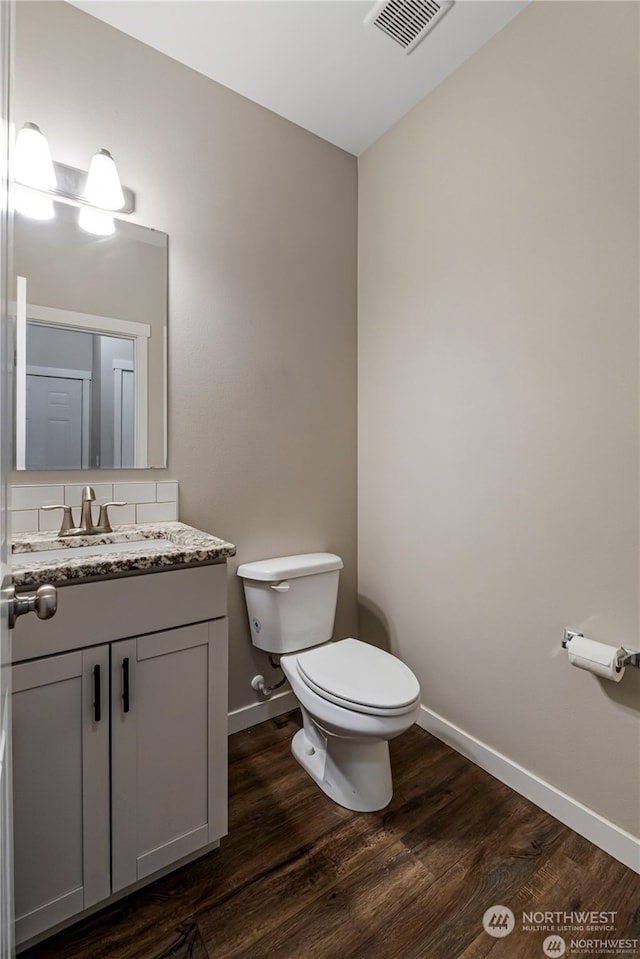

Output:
xmin=567 ymin=635 xmax=625 ymax=682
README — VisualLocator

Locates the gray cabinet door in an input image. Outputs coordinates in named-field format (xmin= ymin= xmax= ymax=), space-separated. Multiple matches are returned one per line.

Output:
xmin=111 ymin=619 xmax=228 ymax=893
xmin=12 ymin=646 xmax=110 ymax=945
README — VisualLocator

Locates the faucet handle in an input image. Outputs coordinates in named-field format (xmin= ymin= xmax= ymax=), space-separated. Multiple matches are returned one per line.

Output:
xmin=41 ymin=504 xmax=75 ymax=535
xmin=96 ymin=502 xmax=127 ymax=533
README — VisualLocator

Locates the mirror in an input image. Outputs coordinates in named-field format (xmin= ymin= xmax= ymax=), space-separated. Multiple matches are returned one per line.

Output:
xmin=14 ymin=200 xmax=167 ymax=469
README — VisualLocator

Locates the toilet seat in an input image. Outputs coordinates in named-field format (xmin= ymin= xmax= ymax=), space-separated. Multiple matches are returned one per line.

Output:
xmin=295 ymin=638 xmax=420 ymax=717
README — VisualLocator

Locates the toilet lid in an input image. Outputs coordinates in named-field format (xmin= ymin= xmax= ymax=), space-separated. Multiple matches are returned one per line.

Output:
xmin=296 ymin=638 xmax=420 ymax=713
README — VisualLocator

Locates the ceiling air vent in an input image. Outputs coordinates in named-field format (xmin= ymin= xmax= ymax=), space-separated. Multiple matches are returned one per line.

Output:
xmin=364 ymin=0 xmax=453 ymax=55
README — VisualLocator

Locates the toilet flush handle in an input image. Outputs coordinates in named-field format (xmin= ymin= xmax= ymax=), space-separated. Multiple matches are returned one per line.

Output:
xmin=270 ymin=581 xmax=290 ymax=592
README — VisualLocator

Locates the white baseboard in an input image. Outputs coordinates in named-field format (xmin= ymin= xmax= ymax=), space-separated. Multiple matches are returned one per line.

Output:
xmin=417 ymin=704 xmax=640 ymax=875
xmin=228 ymin=690 xmax=297 ymax=735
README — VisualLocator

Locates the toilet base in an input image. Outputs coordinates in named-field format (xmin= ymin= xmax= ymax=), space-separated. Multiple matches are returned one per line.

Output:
xmin=290 ymin=724 xmax=393 ymax=813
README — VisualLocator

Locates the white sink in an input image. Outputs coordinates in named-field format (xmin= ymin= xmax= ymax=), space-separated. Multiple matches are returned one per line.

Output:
xmin=11 ymin=539 xmax=175 ymax=563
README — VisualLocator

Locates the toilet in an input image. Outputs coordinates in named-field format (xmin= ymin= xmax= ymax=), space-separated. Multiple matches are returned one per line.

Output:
xmin=237 ymin=553 xmax=421 ymax=812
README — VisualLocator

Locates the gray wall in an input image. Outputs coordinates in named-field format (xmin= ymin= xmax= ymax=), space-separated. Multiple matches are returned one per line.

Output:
xmin=358 ymin=0 xmax=639 ymax=835
xmin=13 ymin=1 xmax=358 ymax=713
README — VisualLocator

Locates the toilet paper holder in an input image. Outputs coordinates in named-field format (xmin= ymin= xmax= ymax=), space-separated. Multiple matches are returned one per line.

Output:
xmin=563 ymin=629 xmax=640 ymax=669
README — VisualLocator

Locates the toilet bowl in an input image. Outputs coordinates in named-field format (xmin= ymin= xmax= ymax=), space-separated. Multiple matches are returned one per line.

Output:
xmin=237 ymin=553 xmax=421 ymax=813
xmin=281 ymin=639 xmax=420 ymax=811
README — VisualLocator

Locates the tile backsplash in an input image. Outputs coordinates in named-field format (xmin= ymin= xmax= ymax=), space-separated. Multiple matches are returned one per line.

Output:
xmin=10 ymin=481 xmax=179 ymax=534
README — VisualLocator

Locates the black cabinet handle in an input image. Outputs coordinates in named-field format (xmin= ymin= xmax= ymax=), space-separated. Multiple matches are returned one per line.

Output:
xmin=93 ymin=664 xmax=101 ymax=723
xmin=122 ymin=657 xmax=130 ymax=713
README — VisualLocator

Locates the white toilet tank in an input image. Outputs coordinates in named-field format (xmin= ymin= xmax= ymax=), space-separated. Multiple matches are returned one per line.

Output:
xmin=237 ymin=553 xmax=343 ymax=654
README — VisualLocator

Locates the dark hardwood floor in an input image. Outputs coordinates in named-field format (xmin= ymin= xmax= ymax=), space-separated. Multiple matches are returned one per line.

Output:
xmin=23 ymin=711 xmax=640 ymax=959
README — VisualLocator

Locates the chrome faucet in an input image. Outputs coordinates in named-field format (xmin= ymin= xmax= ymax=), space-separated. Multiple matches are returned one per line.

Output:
xmin=42 ymin=486 xmax=127 ymax=537
xmin=79 ymin=485 xmax=96 ymax=533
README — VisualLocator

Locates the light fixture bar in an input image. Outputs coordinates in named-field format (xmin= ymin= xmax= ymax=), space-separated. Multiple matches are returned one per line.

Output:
xmin=15 ymin=159 xmax=135 ymax=215
xmin=52 ymin=160 xmax=135 ymax=214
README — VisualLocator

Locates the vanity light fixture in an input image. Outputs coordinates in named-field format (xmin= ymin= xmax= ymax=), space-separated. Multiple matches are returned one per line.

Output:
xmin=14 ymin=123 xmax=56 ymax=190
xmin=13 ymin=122 xmax=56 ymax=220
xmin=12 ymin=122 xmax=135 ymax=235
xmin=85 ymin=148 xmax=125 ymax=210
xmin=79 ymin=148 xmax=124 ymax=235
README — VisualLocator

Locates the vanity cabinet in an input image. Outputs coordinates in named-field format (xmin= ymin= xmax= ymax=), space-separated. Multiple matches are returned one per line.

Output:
xmin=11 ymin=563 xmax=229 ymax=948
xmin=12 ymin=645 xmax=111 ymax=939
xmin=110 ymin=621 xmax=227 ymax=891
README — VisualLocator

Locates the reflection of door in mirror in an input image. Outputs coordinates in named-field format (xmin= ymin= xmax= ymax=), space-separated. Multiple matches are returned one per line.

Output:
xmin=15 ymin=279 xmax=150 ymax=470
xmin=27 ymin=373 xmax=88 ymax=470
xmin=24 ymin=324 xmax=136 ymax=469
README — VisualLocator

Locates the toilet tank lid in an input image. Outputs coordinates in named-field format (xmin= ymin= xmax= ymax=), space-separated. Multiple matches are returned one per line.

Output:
xmin=237 ymin=552 xmax=343 ymax=581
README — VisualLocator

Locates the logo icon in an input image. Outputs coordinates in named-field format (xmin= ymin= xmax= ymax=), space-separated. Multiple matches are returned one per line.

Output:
xmin=543 ymin=936 xmax=566 ymax=956
xmin=482 ymin=906 xmax=515 ymax=938
xmin=252 ymin=617 xmax=262 ymax=633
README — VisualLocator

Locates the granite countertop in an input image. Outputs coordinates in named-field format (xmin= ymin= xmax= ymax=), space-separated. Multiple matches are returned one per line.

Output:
xmin=11 ymin=522 xmax=237 ymax=587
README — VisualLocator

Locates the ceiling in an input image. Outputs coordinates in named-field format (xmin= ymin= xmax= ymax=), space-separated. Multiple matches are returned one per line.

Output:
xmin=70 ymin=0 xmax=529 ymax=156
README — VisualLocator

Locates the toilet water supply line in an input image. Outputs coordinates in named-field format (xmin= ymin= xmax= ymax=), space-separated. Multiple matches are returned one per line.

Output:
xmin=251 ymin=655 xmax=287 ymax=697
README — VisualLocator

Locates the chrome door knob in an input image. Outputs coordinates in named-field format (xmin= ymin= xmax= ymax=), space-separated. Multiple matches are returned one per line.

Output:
xmin=6 ymin=583 xmax=57 ymax=629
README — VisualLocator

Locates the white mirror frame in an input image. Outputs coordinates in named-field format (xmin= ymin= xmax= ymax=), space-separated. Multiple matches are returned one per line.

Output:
xmin=16 ymin=275 xmax=151 ymax=469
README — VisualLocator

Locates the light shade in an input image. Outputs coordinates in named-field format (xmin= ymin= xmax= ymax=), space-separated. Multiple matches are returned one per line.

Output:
xmin=14 ymin=185 xmax=54 ymax=221
xmin=78 ymin=207 xmax=115 ymax=236
xmin=85 ymin=149 xmax=125 ymax=210
xmin=14 ymin=123 xmax=56 ymax=191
